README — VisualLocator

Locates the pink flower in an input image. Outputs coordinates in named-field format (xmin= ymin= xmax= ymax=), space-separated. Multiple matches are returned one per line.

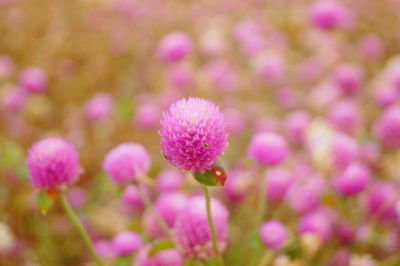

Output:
xmin=173 ymin=196 xmax=229 ymax=259
xmin=156 ymin=169 xmax=184 ymax=193
xmin=265 ymin=167 xmax=293 ymax=202
xmin=157 ymin=32 xmax=192 ymax=63
xmin=26 ymin=137 xmax=81 ymax=190
xmin=142 ymin=192 xmax=187 ymax=238
xmin=84 ymin=93 xmax=113 ymax=122
xmin=103 ymin=143 xmax=151 ymax=185
xmin=19 ymin=66 xmax=48 ymax=93
xmin=309 ymin=0 xmax=349 ymax=30
xmin=248 ymin=132 xmax=288 ymax=166
xmin=373 ymin=106 xmax=400 ymax=148
xmin=160 ymin=98 xmax=228 ymax=173
xmin=259 ymin=220 xmax=288 ymax=250
xmin=333 ymin=162 xmax=370 ymax=196
xmin=112 ymin=231 xmax=142 ymax=256
xmin=121 ymin=185 xmax=148 ymax=213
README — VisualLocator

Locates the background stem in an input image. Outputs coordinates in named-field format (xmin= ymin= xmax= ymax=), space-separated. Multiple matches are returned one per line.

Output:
xmin=202 ymin=185 xmax=225 ymax=266
xmin=137 ymin=184 xmax=173 ymax=239
xmin=60 ymin=193 xmax=105 ymax=266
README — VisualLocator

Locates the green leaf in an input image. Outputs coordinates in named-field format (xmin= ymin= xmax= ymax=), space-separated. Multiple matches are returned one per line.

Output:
xmin=36 ymin=191 xmax=54 ymax=215
xmin=148 ymin=240 xmax=175 ymax=256
xmin=115 ymin=256 xmax=133 ymax=266
xmin=193 ymin=161 xmax=227 ymax=187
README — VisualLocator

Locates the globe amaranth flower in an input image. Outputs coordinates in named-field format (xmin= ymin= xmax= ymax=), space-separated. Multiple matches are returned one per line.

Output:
xmin=157 ymin=32 xmax=192 ymax=63
xmin=173 ymin=196 xmax=229 ymax=260
xmin=112 ymin=231 xmax=142 ymax=256
xmin=135 ymin=245 xmax=183 ymax=266
xmin=265 ymin=167 xmax=293 ymax=202
xmin=121 ymin=185 xmax=147 ymax=213
xmin=103 ymin=143 xmax=151 ymax=185
xmin=259 ymin=220 xmax=288 ymax=250
xmin=142 ymin=192 xmax=187 ymax=238
xmin=159 ymin=97 xmax=228 ymax=173
xmin=373 ymin=106 xmax=400 ymax=148
xmin=333 ymin=162 xmax=370 ymax=196
xmin=19 ymin=66 xmax=48 ymax=93
xmin=156 ymin=169 xmax=184 ymax=193
xmin=84 ymin=93 xmax=113 ymax=122
xmin=26 ymin=137 xmax=81 ymax=190
xmin=247 ymin=132 xmax=289 ymax=166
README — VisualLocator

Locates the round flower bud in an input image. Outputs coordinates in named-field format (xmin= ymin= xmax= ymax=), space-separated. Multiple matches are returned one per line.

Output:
xmin=19 ymin=66 xmax=48 ymax=93
xmin=330 ymin=133 xmax=358 ymax=170
xmin=204 ymin=60 xmax=238 ymax=93
xmin=95 ymin=240 xmax=115 ymax=258
xmin=67 ymin=187 xmax=87 ymax=209
xmin=333 ymin=162 xmax=370 ymax=196
xmin=284 ymin=111 xmax=310 ymax=146
xmin=103 ymin=143 xmax=151 ymax=185
xmin=121 ymin=185 xmax=146 ymax=213
xmin=265 ymin=167 xmax=293 ymax=202
xmin=1 ymin=86 xmax=27 ymax=113
xmin=373 ymin=106 xmax=400 ymax=148
xmin=252 ymin=52 xmax=285 ymax=85
xmin=135 ymin=245 xmax=183 ymax=266
xmin=157 ymin=32 xmax=192 ymax=63
xmin=134 ymin=103 xmax=161 ymax=130
xmin=259 ymin=220 xmax=288 ymax=250
xmin=333 ymin=64 xmax=363 ymax=95
xmin=298 ymin=211 xmax=332 ymax=242
xmin=328 ymin=100 xmax=361 ymax=135
xmin=309 ymin=0 xmax=348 ymax=30
xmin=173 ymin=196 xmax=229 ymax=260
xmin=366 ymin=182 xmax=399 ymax=222
xmin=156 ymin=169 xmax=184 ymax=193
xmin=142 ymin=192 xmax=187 ymax=238
xmin=248 ymin=132 xmax=289 ymax=166
xmin=374 ymin=86 xmax=398 ymax=108
xmin=167 ymin=62 xmax=194 ymax=90
xmin=84 ymin=93 xmax=113 ymax=122
xmin=112 ymin=231 xmax=142 ymax=256
xmin=358 ymin=34 xmax=383 ymax=60
xmin=223 ymin=108 xmax=245 ymax=136
xmin=26 ymin=137 xmax=81 ymax=190
xmin=223 ymin=169 xmax=252 ymax=203
xmin=160 ymin=97 xmax=228 ymax=173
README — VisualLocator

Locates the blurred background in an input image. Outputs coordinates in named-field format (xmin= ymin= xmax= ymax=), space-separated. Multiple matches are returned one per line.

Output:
xmin=1 ymin=0 xmax=400 ymax=265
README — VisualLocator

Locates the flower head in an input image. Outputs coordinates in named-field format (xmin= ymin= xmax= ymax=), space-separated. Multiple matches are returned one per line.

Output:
xmin=103 ymin=143 xmax=151 ymax=185
xmin=373 ymin=106 xmax=400 ymax=148
xmin=84 ymin=93 xmax=113 ymax=122
xmin=248 ymin=132 xmax=288 ymax=166
xmin=173 ymin=196 xmax=229 ymax=259
xmin=26 ymin=137 xmax=81 ymax=190
xmin=160 ymin=97 xmax=228 ymax=173
xmin=259 ymin=220 xmax=288 ymax=250
xmin=333 ymin=162 xmax=370 ymax=196
xmin=142 ymin=192 xmax=187 ymax=238
xmin=112 ymin=231 xmax=142 ymax=256
xmin=19 ymin=66 xmax=47 ymax=93
xmin=157 ymin=32 xmax=192 ymax=63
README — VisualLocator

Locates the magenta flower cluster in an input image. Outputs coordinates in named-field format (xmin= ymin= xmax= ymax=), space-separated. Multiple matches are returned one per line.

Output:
xmin=159 ymin=97 xmax=228 ymax=173
xmin=26 ymin=137 xmax=81 ymax=190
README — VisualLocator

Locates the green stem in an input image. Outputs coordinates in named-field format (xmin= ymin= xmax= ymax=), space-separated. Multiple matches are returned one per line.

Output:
xmin=255 ymin=169 xmax=267 ymax=228
xmin=202 ymin=186 xmax=225 ymax=266
xmin=257 ymin=250 xmax=274 ymax=266
xmin=60 ymin=193 xmax=105 ymax=266
xmin=137 ymin=184 xmax=173 ymax=239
